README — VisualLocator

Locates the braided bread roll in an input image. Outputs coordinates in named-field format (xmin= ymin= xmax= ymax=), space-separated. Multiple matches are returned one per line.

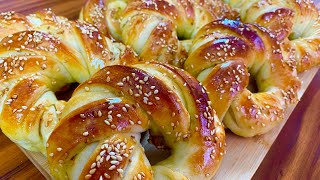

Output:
xmin=81 ymin=0 xmax=302 ymax=137
xmin=0 ymin=9 xmax=139 ymax=154
xmin=80 ymin=0 xmax=238 ymax=67
xmin=185 ymin=19 xmax=301 ymax=137
xmin=47 ymin=61 xmax=226 ymax=179
xmin=80 ymin=0 xmax=249 ymax=135
xmin=223 ymin=0 xmax=320 ymax=72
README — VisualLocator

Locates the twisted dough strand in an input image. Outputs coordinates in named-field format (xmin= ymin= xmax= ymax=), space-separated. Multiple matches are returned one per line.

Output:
xmin=0 ymin=9 xmax=139 ymax=154
xmin=185 ymin=19 xmax=301 ymax=136
xmin=80 ymin=0 xmax=238 ymax=67
xmin=47 ymin=62 xmax=225 ymax=179
xmin=82 ymin=0 xmax=302 ymax=136
xmin=223 ymin=0 xmax=320 ymax=72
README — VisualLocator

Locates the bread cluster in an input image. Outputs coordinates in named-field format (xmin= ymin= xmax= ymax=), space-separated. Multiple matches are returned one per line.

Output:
xmin=0 ymin=0 xmax=319 ymax=179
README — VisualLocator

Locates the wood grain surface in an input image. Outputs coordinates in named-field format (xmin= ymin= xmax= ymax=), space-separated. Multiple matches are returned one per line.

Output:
xmin=0 ymin=0 xmax=319 ymax=180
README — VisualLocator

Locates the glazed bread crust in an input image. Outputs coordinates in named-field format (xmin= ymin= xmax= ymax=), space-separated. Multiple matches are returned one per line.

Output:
xmin=224 ymin=0 xmax=320 ymax=72
xmin=80 ymin=0 xmax=238 ymax=67
xmin=47 ymin=62 xmax=225 ymax=180
xmin=81 ymin=0 xmax=303 ymax=137
xmin=0 ymin=9 xmax=226 ymax=179
xmin=0 ymin=9 xmax=139 ymax=154
xmin=186 ymin=19 xmax=301 ymax=137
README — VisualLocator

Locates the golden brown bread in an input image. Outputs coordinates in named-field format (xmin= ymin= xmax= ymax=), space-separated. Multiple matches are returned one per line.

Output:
xmin=47 ymin=62 xmax=226 ymax=179
xmin=223 ymin=0 xmax=320 ymax=72
xmin=1 ymin=0 xmax=317 ymax=178
xmin=186 ymin=19 xmax=301 ymax=137
xmin=0 ymin=9 xmax=139 ymax=154
xmin=0 ymin=9 xmax=229 ymax=179
xmin=80 ymin=0 xmax=238 ymax=67
xmin=81 ymin=1 xmax=302 ymax=137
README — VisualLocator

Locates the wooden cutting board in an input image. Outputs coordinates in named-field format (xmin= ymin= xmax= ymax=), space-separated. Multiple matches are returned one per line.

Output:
xmin=1 ymin=0 xmax=320 ymax=179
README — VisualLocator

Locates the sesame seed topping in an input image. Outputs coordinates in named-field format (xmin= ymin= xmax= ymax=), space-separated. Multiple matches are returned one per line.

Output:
xmin=97 ymin=110 xmax=103 ymax=117
xmin=85 ymin=174 xmax=92 ymax=179
xmin=83 ymin=131 xmax=89 ymax=136
xmin=117 ymin=82 xmax=124 ymax=86
xmin=80 ymin=114 xmax=86 ymax=118
xmin=109 ymin=165 xmax=116 ymax=170
xmin=104 ymin=173 xmax=111 ymax=179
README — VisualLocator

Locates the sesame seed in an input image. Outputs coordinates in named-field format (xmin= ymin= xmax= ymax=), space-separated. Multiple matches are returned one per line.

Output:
xmin=108 ymin=104 xmax=114 ymax=109
xmin=116 ymin=155 xmax=123 ymax=161
xmin=122 ymin=107 xmax=127 ymax=112
xmin=91 ymin=163 xmax=96 ymax=169
xmin=83 ymin=131 xmax=89 ymax=136
xmin=104 ymin=173 xmax=111 ymax=179
xmin=117 ymin=82 xmax=124 ymax=86
xmin=109 ymin=165 xmax=116 ymax=170
xmin=89 ymin=168 xmax=96 ymax=175
xmin=104 ymin=120 xmax=110 ymax=125
xmin=117 ymin=168 xmax=124 ymax=174
xmin=96 ymin=155 xmax=101 ymax=161
xmin=85 ymin=175 xmax=92 ymax=179
xmin=97 ymin=110 xmax=102 ymax=117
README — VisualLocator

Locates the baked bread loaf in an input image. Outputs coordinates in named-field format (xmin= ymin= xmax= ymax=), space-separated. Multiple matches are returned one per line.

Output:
xmin=0 ymin=9 xmax=139 ymax=154
xmin=81 ymin=0 xmax=302 ymax=137
xmin=223 ymin=0 xmax=320 ymax=72
xmin=47 ymin=61 xmax=226 ymax=180
xmin=185 ymin=19 xmax=301 ymax=137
